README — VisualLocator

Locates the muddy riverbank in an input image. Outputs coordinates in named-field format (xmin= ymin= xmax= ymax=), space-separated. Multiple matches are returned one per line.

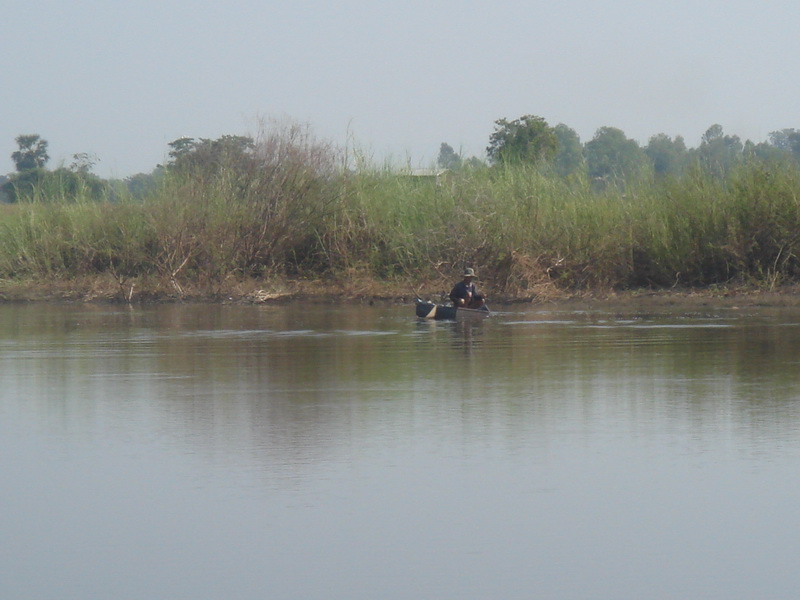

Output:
xmin=2 ymin=273 xmax=800 ymax=310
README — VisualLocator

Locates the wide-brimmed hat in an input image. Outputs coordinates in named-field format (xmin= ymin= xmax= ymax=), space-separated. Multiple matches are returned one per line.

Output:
xmin=462 ymin=267 xmax=477 ymax=278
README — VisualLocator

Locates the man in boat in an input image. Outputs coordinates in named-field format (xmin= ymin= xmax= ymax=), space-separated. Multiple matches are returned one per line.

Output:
xmin=449 ymin=267 xmax=486 ymax=309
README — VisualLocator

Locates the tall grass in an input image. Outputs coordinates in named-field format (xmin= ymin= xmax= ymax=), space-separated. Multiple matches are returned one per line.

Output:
xmin=2 ymin=130 xmax=800 ymax=298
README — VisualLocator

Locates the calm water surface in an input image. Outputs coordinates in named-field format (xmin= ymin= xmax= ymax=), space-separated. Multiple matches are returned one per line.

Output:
xmin=2 ymin=302 xmax=800 ymax=600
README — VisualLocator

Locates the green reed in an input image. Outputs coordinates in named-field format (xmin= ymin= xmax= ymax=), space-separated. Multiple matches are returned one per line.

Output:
xmin=0 ymin=190 xmax=149 ymax=279
xmin=328 ymin=160 xmax=800 ymax=292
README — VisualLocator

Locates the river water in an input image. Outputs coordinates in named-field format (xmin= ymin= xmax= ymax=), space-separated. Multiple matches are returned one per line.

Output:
xmin=2 ymin=302 xmax=800 ymax=600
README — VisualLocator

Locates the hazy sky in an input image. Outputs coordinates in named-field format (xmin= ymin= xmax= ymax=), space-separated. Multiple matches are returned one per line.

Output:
xmin=4 ymin=0 xmax=799 ymax=178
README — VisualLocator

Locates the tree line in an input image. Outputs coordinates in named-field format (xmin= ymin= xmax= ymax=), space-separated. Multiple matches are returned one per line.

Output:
xmin=0 ymin=133 xmax=268 ymax=203
xmin=0 ymin=134 xmax=107 ymax=203
xmin=4 ymin=115 xmax=800 ymax=203
xmin=438 ymin=115 xmax=800 ymax=187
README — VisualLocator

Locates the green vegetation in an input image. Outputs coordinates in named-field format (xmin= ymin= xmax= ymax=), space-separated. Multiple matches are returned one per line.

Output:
xmin=2 ymin=119 xmax=800 ymax=301
xmin=487 ymin=115 xmax=558 ymax=165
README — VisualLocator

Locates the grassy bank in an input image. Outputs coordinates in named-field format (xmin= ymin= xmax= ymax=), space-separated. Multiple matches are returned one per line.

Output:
xmin=2 ymin=136 xmax=800 ymax=304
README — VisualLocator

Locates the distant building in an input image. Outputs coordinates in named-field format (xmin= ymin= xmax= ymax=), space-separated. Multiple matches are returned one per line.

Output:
xmin=400 ymin=168 xmax=449 ymax=184
xmin=404 ymin=168 xmax=448 ymax=178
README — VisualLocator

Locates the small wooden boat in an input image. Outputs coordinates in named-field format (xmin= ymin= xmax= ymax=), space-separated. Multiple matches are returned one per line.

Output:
xmin=415 ymin=298 xmax=490 ymax=320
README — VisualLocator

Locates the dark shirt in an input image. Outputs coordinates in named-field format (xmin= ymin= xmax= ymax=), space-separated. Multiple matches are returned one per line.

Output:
xmin=449 ymin=280 xmax=477 ymax=303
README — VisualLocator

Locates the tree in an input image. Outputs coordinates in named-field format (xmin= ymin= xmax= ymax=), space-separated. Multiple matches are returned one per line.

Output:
xmin=463 ymin=156 xmax=486 ymax=169
xmin=768 ymin=128 xmax=800 ymax=159
xmin=745 ymin=139 xmax=790 ymax=164
xmin=166 ymin=135 xmax=255 ymax=175
xmin=584 ymin=127 xmax=647 ymax=186
xmin=69 ymin=152 xmax=98 ymax=174
xmin=552 ymin=124 xmax=584 ymax=177
xmin=167 ymin=137 xmax=197 ymax=162
xmin=11 ymin=134 xmax=49 ymax=171
xmin=0 ymin=175 xmax=9 ymax=203
xmin=645 ymin=133 xmax=688 ymax=178
xmin=767 ymin=128 xmax=796 ymax=151
xmin=437 ymin=143 xmax=462 ymax=170
xmin=125 ymin=168 xmax=165 ymax=200
xmin=486 ymin=115 xmax=557 ymax=165
xmin=697 ymin=124 xmax=743 ymax=177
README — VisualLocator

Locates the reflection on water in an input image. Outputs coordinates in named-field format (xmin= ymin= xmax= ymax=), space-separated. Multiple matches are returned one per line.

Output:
xmin=2 ymin=303 xmax=800 ymax=600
